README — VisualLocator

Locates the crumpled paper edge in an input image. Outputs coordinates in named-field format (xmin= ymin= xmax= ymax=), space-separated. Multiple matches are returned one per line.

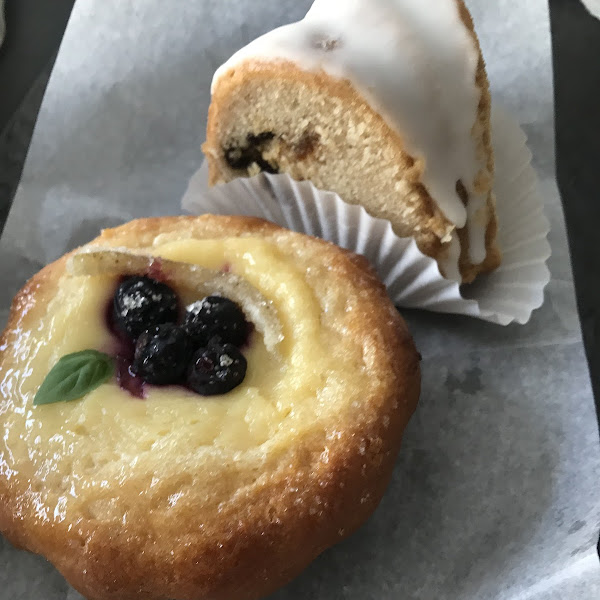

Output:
xmin=581 ymin=0 xmax=600 ymax=20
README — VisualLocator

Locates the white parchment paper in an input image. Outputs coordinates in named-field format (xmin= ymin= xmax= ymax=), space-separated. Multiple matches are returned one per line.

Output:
xmin=0 ymin=1 xmax=599 ymax=599
xmin=582 ymin=0 xmax=600 ymax=19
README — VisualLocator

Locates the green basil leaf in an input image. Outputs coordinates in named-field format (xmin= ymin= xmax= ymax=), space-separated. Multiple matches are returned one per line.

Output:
xmin=34 ymin=349 xmax=114 ymax=406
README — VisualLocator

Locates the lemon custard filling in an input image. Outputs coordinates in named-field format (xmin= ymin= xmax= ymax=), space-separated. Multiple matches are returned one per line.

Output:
xmin=0 ymin=236 xmax=374 ymax=521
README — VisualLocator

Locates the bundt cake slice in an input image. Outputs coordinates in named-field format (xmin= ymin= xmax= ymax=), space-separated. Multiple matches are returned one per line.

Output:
xmin=203 ymin=0 xmax=501 ymax=283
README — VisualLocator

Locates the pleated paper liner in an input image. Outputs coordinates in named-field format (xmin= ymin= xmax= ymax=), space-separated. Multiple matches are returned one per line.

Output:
xmin=183 ymin=107 xmax=551 ymax=325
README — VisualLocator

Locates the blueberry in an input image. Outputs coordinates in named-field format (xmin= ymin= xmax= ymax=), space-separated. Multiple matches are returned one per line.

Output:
xmin=132 ymin=324 xmax=192 ymax=385
xmin=187 ymin=340 xmax=247 ymax=396
xmin=113 ymin=276 xmax=178 ymax=339
xmin=183 ymin=296 xmax=248 ymax=347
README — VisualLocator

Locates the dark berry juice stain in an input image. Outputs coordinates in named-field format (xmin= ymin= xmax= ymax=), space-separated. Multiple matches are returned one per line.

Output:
xmin=105 ymin=296 xmax=144 ymax=397
xmin=240 ymin=322 xmax=255 ymax=351
xmin=116 ymin=355 xmax=146 ymax=399
xmin=104 ymin=295 xmax=135 ymax=354
xmin=147 ymin=258 xmax=166 ymax=282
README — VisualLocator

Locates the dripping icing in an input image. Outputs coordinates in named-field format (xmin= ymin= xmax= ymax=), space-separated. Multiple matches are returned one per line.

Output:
xmin=212 ymin=0 xmax=491 ymax=269
xmin=439 ymin=235 xmax=462 ymax=283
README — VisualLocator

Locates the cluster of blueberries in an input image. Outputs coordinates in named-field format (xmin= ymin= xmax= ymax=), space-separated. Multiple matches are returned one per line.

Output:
xmin=113 ymin=276 xmax=249 ymax=395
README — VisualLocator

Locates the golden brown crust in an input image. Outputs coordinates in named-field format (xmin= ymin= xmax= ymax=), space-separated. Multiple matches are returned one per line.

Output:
xmin=203 ymin=0 xmax=500 ymax=284
xmin=0 ymin=215 xmax=420 ymax=600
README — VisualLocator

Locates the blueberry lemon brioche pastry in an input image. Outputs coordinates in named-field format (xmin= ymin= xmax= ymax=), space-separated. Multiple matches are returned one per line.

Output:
xmin=0 ymin=215 xmax=420 ymax=600
xmin=203 ymin=0 xmax=501 ymax=283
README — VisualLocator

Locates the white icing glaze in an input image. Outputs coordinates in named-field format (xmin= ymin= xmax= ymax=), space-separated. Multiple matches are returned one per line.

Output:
xmin=212 ymin=0 xmax=490 ymax=270
xmin=467 ymin=192 xmax=489 ymax=265
xmin=439 ymin=234 xmax=462 ymax=283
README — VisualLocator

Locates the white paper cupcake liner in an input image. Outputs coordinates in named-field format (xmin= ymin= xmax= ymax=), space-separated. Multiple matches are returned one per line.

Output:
xmin=182 ymin=107 xmax=551 ymax=326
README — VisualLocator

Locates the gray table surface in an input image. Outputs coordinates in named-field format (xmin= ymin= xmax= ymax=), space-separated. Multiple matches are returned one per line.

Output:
xmin=0 ymin=0 xmax=74 ymax=229
xmin=551 ymin=0 xmax=600 ymax=437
